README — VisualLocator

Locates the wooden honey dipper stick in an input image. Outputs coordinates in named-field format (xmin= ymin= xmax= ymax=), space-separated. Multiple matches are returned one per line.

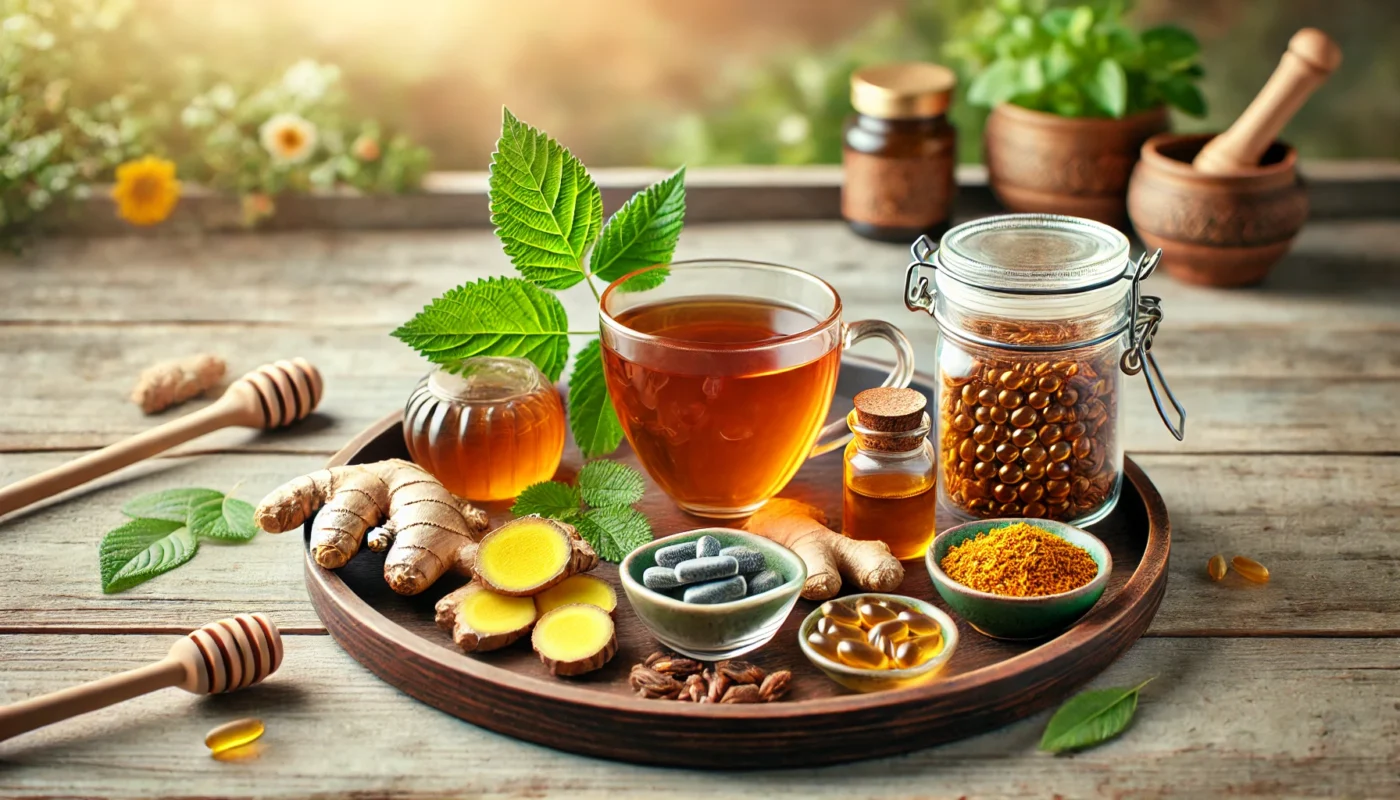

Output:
xmin=1192 ymin=28 xmax=1342 ymax=175
xmin=0 ymin=359 xmax=322 ymax=518
xmin=0 ymin=613 xmax=283 ymax=743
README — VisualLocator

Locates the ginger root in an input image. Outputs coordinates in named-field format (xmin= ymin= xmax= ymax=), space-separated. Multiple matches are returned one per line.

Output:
xmin=744 ymin=498 xmax=904 ymax=601
xmin=256 ymin=459 xmax=489 ymax=595
xmin=534 ymin=574 xmax=617 ymax=616
xmin=433 ymin=580 xmax=537 ymax=652
xmin=532 ymin=603 xmax=618 ymax=676
xmin=473 ymin=517 xmax=597 ymax=597
xmin=130 ymin=353 xmax=226 ymax=414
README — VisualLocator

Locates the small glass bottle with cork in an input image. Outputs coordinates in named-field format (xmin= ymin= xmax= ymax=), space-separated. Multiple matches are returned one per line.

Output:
xmin=842 ymin=387 xmax=937 ymax=560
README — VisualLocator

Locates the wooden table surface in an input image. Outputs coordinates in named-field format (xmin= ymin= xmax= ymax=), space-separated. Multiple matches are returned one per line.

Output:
xmin=2 ymin=207 xmax=1399 ymax=797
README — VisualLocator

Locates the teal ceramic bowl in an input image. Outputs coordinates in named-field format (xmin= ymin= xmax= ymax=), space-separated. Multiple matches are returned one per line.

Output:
xmin=619 ymin=528 xmax=806 ymax=660
xmin=797 ymin=593 xmax=959 ymax=693
xmin=926 ymin=518 xmax=1112 ymax=641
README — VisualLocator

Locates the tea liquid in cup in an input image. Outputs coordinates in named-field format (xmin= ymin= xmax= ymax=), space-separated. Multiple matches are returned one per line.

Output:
xmin=600 ymin=260 xmax=914 ymax=518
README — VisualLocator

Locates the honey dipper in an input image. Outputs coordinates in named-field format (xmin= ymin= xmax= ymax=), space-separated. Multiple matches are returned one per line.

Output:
xmin=0 ymin=613 xmax=283 ymax=743
xmin=0 ymin=359 xmax=322 ymax=518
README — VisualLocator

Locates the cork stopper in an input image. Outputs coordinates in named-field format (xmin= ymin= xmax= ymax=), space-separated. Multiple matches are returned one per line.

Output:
xmin=852 ymin=388 xmax=929 ymax=452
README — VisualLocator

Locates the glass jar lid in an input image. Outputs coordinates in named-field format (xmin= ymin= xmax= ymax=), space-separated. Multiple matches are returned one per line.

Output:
xmin=850 ymin=62 xmax=956 ymax=119
xmin=937 ymin=214 xmax=1129 ymax=294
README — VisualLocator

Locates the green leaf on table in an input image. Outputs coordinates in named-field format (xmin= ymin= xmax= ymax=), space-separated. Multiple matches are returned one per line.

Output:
xmin=577 ymin=460 xmax=645 ymax=509
xmin=568 ymin=338 xmax=625 ymax=458
xmin=1141 ymin=25 xmax=1200 ymax=65
xmin=489 ymin=107 xmax=603 ymax=290
xmin=575 ymin=506 xmax=653 ymax=563
xmin=121 ymin=488 xmax=223 ymax=523
xmin=1085 ymin=58 xmax=1128 ymax=117
xmin=189 ymin=494 xmax=257 ymax=541
xmin=511 ymin=481 xmax=582 ymax=520
xmin=1157 ymin=75 xmax=1207 ymax=117
xmin=588 ymin=167 xmax=686 ymax=292
xmin=99 ymin=519 xmax=199 ymax=594
xmin=391 ymin=276 xmax=570 ymax=382
xmin=1040 ymin=678 xmax=1153 ymax=753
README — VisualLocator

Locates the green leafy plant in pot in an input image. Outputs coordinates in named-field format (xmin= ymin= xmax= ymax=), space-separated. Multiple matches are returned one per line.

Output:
xmin=949 ymin=0 xmax=1206 ymax=227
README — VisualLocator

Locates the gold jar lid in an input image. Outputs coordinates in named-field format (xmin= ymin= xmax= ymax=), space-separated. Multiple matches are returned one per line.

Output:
xmin=850 ymin=62 xmax=956 ymax=119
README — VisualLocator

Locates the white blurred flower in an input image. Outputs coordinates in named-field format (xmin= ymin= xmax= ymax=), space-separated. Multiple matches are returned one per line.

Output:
xmin=775 ymin=113 xmax=810 ymax=146
xmin=207 ymin=83 xmax=238 ymax=111
xmin=260 ymin=113 xmax=318 ymax=164
xmin=281 ymin=59 xmax=339 ymax=103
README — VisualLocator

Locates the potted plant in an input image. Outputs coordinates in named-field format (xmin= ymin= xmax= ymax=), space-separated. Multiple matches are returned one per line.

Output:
xmin=949 ymin=0 xmax=1206 ymax=228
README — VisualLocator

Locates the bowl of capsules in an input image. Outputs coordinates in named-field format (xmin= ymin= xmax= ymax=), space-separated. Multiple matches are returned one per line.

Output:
xmin=619 ymin=528 xmax=806 ymax=661
xmin=797 ymin=593 xmax=958 ymax=692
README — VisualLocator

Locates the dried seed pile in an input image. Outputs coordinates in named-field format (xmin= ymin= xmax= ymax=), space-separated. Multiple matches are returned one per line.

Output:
xmin=629 ymin=652 xmax=792 ymax=704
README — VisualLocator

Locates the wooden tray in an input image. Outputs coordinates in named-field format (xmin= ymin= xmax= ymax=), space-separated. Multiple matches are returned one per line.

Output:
xmin=304 ymin=356 xmax=1170 ymax=768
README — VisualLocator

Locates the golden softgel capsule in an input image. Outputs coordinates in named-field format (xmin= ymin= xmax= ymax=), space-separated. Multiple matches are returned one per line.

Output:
xmin=205 ymin=718 xmax=265 ymax=755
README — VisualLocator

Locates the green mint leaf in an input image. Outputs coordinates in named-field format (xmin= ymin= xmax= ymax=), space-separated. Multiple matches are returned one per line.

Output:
xmin=568 ymin=338 xmax=625 ymax=458
xmin=490 ymin=107 xmax=602 ymax=290
xmin=967 ymin=59 xmax=1023 ymax=108
xmin=1039 ymin=678 xmax=1153 ymax=753
xmin=1019 ymin=57 xmax=1045 ymax=95
xmin=189 ymin=495 xmax=257 ymax=541
xmin=121 ymin=488 xmax=223 ymax=523
xmin=589 ymin=168 xmax=686 ymax=291
xmin=1045 ymin=41 xmax=1075 ymax=82
xmin=99 ymin=519 xmax=198 ymax=594
xmin=391 ymin=276 xmax=570 ymax=382
xmin=1085 ymin=58 xmax=1128 ymax=117
xmin=1141 ymin=25 xmax=1199 ymax=65
xmin=1157 ymin=75 xmax=1207 ymax=117
xmin=577 ymin=460 xmax=645 ymax=509
xmin=1067 ymin=6 xmax=1094 ymax=45
xmin=511 ymin=481 xmax=582 ymax=520
xmin=1040 ymin=8 xmax=1075 ymax=37
xmin=575 ymin=506 xmax=653 ymax=563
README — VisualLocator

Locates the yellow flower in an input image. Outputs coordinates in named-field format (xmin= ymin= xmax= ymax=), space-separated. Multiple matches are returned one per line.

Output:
xmin=260 ymin=113 xmax=318 ymax=164
xmin=111 ymin=156 xmax=181 ymax=227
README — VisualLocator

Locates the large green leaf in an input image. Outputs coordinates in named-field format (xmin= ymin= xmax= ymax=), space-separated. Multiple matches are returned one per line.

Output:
xmin=489 ymin=107 xmax=602 ymax=290
xmin=99 ymin=519 xmax=199 ymax=594
xmin=391 ymin=276 xmax=570 ymax=381
xmin=1040 ymin=679 xmax=1152 ymax=753
xmin=1141 ymin=25 xmax=1200 ymax=66
xmin=511 ymin=481 xmax=582 ymax=521
xmin=121 ymin=488 xmax=223 ymax=523
xmin=589 ymin=167 xmax=686 ymax=292
xmin=575 ymin=506 xmax=652 ymax=563
xmin=189 ymin=495 xmax=258 ymax=541
xmin=1157 ymin=74 xmax=1207 ymax=117
xmin=567 ymin=338 xmax=625 ymax=458
xmin=1085 ymin=58 xmax=1128 ymax=118
xmin=577 ymin=460 xmax=645 ymax=509
xmin=967 ymin=59 xmax=1023 ymax=108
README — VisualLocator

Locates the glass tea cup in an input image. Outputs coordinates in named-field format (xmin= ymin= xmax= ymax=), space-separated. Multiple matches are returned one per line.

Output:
xmin=599 ymin=259 xmax=914 ymax=518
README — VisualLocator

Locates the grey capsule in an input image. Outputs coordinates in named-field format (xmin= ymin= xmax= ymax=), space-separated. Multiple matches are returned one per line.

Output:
xmin=655 ymin=542 xmax=697 ymax=569
xmin=718 ymin=545 xmax=765 ymax=574
xmin=695 ymin=535 xmax=722 ymax=558
xmin=642 ymin=566 xmax=682 ymax=591
xmin=683 ymin=575 xmax=747 ymax=604
xmin=746 ymin=569 xmax=784 ymax=596
xmin=675 ymin=555 xmax=739 ymax=584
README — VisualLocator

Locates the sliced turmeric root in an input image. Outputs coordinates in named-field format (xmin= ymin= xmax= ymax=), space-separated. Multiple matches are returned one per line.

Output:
xmin=434 ymin=580 xmax=537 ymax=653
xmin=532 ymin=603 xmax=617 ymax=677
xmin=533 ymin=574 xmax=618 ymax=616
xmin=473 ymin=517 xmax=597 ymax=597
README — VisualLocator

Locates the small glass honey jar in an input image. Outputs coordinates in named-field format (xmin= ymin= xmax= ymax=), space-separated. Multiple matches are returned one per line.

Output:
xmin=842 ymin=61 xmax=958 ymax=243
xmin=404 ymin=357 xmax=565 ymax=502
xmin=842 ymin=387 xmax=937 ymax=560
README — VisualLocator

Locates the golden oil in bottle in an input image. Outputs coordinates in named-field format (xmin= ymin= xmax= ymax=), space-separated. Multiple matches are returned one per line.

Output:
xmin=404 ymin=357 xmax=565 ymax=502
xmin=842 ymin=387 xmax=937 ymax=560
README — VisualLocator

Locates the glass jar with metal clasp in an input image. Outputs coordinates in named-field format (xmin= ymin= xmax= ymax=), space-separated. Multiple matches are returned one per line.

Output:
xmin=904 ymin=213 xmax=1185 ymax=527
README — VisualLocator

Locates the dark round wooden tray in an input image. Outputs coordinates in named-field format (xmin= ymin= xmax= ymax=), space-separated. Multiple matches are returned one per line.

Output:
xmin=304 ymin=355 xmax=1170 ymax=768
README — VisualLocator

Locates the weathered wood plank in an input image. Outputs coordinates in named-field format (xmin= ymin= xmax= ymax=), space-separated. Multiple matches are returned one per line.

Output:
xmin=1 ymin=452 xmax=1395 ymax=635
xmin=0 ymin=634 xmax=1395 ymax=798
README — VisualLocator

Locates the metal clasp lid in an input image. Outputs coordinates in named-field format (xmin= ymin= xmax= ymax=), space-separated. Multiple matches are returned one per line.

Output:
xmin=901 ymin=236 xmax=1186 ymax=441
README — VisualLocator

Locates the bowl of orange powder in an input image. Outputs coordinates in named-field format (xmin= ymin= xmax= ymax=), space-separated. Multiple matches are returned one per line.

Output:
xmin=925 ymin=519 xmax=1111 ymax=640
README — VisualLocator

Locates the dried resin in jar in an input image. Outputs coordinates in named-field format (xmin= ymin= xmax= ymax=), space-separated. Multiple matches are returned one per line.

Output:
xmin=842 ymin=387 xmax=937 ymax=560
xmin=905 ymin=214 xmax=1186 ymax=527
xmin=404 ymin=357 xmax=565 ymax=502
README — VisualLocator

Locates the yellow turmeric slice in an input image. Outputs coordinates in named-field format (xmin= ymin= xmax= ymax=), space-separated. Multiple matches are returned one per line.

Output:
xmin=531 ymin=604 xmax=617 ymax=677
xmin=474 ymin=517 xmax=597 ymax=597
xmin=534 ymin=574 xmax=618 ymax=616
xmin=433 ymin=581 xmax=537 ymax=652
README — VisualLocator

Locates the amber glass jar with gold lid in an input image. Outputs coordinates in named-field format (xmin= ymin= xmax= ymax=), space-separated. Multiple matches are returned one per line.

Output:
xmin=842 ymin=62 xmax=957 ymax=243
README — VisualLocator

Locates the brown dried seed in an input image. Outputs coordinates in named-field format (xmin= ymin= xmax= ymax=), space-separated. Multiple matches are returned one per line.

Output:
xmin=717 ymin=660 xmax=766 ymax=685
xmin=720 ymin=684 xmax=763 ymax=704
xmin=629 ymin=665 xmax=683 ymax=698
xmin=683 ymin=673 xmax=706 ymax=703
xmin=652 ymin=657 xmax=704 ymax=678
xmin=644 ymin=651 xmax=667 ymax=667
xmin=759 ymin=670 xmax=792 ymax=702
xmin=707 ymin=671 xmax=730 ymax=703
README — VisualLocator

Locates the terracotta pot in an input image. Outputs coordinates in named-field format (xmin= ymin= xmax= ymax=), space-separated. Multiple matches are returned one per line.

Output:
xmin=984 ymin=104 xmax=1169 ymax=229
xmin=1127 ymin=133 xmax=1308 ymax=287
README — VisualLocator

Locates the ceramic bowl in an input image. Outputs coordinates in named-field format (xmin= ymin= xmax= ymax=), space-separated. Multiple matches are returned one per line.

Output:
xmin=619 ymin=528 xmax=806 ymax=660
xmin=797 ymin=593 xmax=959 ymax=693
xmin=926 ymin=519 xmax=1112 ymax=641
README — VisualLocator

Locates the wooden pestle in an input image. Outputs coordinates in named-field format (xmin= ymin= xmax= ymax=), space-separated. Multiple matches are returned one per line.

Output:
xmin=1193 ymin=28 xmax=1341 ymax=175
xmin=0 ymin=359 xmax=322 ymax=518
xmin=0 ymin=613 xmax=283 ymax=743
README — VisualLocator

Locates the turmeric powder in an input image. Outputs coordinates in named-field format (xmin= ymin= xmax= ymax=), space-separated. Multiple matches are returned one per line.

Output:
xmin=939 ymin=522 xmax=1099 ymax=597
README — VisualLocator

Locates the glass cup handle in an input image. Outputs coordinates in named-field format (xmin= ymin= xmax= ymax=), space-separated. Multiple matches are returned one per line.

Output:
xmin=808 ymin=319 xmax=916 ymax=458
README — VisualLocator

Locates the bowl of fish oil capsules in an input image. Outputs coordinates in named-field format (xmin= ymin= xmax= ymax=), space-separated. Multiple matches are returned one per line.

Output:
xmin=797 ymin=593 xmax=958 ymax=692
